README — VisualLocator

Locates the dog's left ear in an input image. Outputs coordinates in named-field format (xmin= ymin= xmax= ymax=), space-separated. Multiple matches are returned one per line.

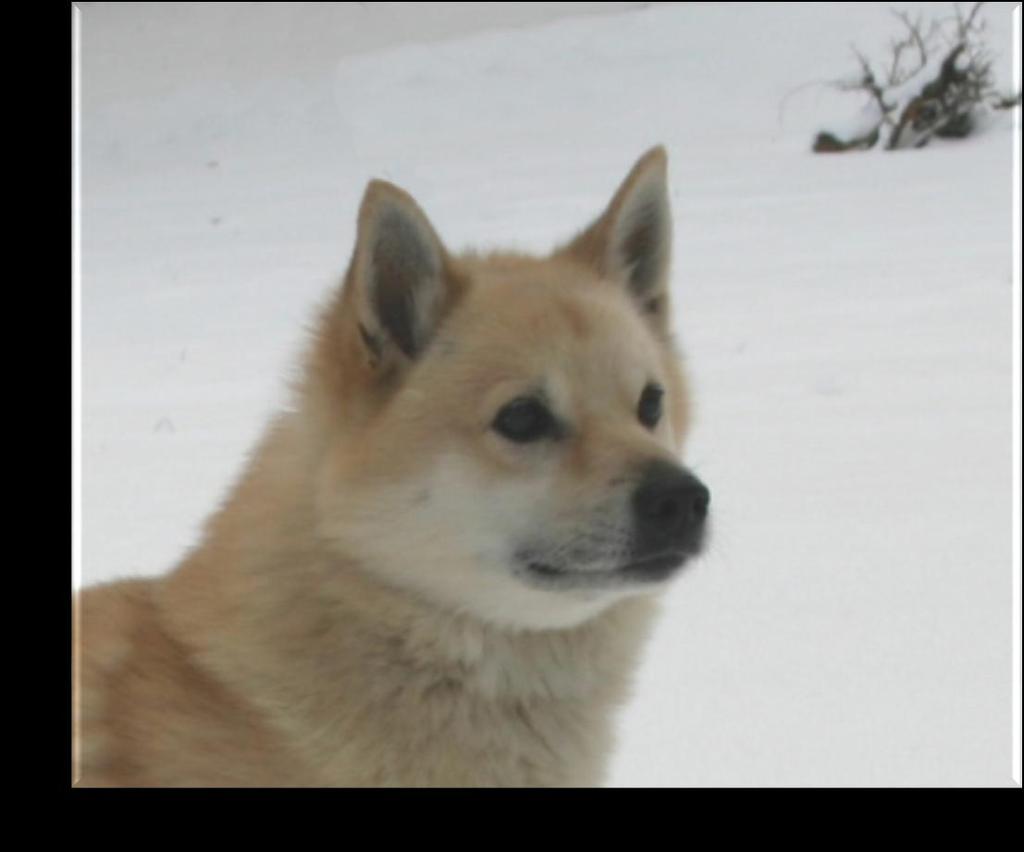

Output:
xmin=557 ymin=146 xmax=672 ymax=330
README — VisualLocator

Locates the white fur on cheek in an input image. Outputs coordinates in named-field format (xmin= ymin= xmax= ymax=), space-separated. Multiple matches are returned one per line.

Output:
xmin=317 ymin=453 xmax=636 ymax=630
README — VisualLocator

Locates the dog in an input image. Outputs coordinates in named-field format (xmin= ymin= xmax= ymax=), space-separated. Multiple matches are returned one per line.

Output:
xmin=73 ymin=146 xmax=710 ymax=787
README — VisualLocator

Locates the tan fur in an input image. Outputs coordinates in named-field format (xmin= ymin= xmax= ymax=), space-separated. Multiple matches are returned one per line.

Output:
xmin=74 ymin=147 xmax=700 ymax=787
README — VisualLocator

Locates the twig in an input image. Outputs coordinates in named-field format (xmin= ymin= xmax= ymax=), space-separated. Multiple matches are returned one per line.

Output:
xmin=812 ymin=1 xmax=1017 ymax=153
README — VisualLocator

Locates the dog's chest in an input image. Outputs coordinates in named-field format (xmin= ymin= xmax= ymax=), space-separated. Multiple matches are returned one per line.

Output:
xmin=324 ymin=676 xmax=614 ymax=787
xmin=304 ymin=628 xmax=628 ymax=787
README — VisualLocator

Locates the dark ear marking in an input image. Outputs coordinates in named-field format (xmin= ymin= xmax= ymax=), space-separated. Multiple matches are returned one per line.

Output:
xmin=357 ymin=321 xmax=383 ymax=363
xmin=353 ymin=180 xmax=453 ymax=364
xmin=555 ymin=146 xmax=673 ymax=327
xmin=619 ymin=194 xmax=669 ymax=299
xmin=370 ymin=206 xmax=440 ymax=359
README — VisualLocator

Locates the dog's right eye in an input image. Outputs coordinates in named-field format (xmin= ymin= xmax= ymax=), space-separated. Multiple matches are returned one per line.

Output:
xmin=493 ymin=398 xmax=556 ymax=443
xmin=637 ymin=383 xmax=664 ymax=430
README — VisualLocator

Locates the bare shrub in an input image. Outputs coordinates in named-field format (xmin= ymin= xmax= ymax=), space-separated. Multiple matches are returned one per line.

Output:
xmin=812 ymin=2 xmax=1020 ymax=153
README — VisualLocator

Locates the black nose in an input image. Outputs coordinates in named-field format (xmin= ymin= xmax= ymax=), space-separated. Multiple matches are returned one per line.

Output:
xmin=632 ymin=462 xmax=710 ymax=554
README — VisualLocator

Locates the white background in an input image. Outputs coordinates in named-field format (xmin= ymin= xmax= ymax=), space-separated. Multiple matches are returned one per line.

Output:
xmin=76 ymin=1 xmax=1019 ymax=786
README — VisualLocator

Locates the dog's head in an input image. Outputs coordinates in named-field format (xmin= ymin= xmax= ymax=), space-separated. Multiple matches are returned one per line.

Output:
xmin=311 ymin=147 xmax=710 ymax=629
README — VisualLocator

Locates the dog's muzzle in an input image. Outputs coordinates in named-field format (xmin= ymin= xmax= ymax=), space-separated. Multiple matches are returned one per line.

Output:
xmin=631 ymin=460 xmax=710 ymax=561
xmin=517 ymin=461 xmax=710 ymax=588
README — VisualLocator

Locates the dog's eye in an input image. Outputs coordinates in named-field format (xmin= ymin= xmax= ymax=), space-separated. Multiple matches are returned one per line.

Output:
xmin=637 ymin=383 xmax=664 ymax=429
xmin=493 ymin=398 xmax=556 ymax=443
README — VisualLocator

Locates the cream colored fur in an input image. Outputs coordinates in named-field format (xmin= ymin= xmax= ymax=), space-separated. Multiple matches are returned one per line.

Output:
xmin=74 ymin=147 xmax=700 ymax=787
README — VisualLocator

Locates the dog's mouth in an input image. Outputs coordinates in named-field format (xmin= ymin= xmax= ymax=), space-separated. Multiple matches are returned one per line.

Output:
xmin=517 ymin=548 xmax=697 ymax=589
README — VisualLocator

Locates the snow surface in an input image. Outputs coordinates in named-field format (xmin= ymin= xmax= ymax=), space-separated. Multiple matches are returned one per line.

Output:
xmin=77 ymin=2 xmax=1019 ymax=786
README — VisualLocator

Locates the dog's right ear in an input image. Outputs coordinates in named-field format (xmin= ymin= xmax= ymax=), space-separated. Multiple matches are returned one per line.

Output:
xmin=556 ymin=146 xmax=673 ymax=333
xmin=348 ymin=180 xmax=460 ymax=365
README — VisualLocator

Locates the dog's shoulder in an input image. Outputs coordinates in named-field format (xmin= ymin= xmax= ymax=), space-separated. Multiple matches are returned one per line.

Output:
xmin=74 ymin=578 xmax=303 ymax=786
xmin=74 ymin=579 xmax=158 ymax=785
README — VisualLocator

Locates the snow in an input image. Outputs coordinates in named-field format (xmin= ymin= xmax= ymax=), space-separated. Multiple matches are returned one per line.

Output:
xmin=77 ymin=1 xmax=1019 ymax=786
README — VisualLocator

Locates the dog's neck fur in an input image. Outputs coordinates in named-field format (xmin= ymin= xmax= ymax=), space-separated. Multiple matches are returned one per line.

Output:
xmin=158 ymin=408 xmax=660 ymax=785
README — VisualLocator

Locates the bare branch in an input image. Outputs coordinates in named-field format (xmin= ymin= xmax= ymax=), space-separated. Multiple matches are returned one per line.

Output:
xmin=889 ymin=9 xmax=929 ymax=83
xmin=958 ymin=1 xmax=985 ymax=36
xmin=812 ymin=1 xmax=1018 ymax=153
xmin=990 ymin=91 xmax=1022 ymax=110
xmin=842 ymin=45 xmax=896 ymax=119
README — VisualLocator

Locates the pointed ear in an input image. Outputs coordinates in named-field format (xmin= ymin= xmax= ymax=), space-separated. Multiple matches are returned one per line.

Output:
xmin=557 ymin=146 xmax=673 ymax=327
xmin=350 ymin=180 xmax=458 ymax=362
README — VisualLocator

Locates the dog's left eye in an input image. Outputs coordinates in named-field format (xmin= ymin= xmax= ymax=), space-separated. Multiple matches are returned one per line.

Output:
xmin=493 ymin=398 xmax=556 ymax=443
xmin=637 ymin=383 xmax=664 ymax=429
